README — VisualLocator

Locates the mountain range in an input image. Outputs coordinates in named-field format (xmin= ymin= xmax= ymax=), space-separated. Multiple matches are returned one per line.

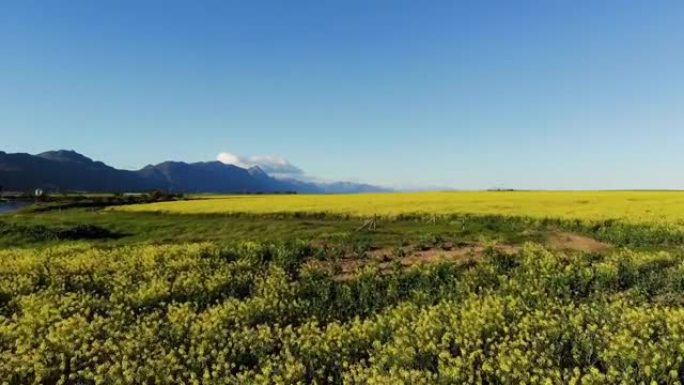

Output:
xmin=0 ymin=150 xmax=387 ymax=194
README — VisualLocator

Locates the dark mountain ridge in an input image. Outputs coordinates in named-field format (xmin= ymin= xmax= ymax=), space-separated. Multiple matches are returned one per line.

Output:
xmin=0 ymin=150 xmax=387 ymax=194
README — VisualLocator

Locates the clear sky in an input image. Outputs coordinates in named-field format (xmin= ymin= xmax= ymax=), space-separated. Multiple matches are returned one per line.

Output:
xmin=2 ymin=1 xmax=683 ymax=189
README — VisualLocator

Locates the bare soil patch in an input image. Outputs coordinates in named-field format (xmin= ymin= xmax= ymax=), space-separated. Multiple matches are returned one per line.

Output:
xmin=547 ymin=231 xmax=610 ymax=253
xmin=331 ymin=243 xmax=518 ymax=281
xmin=314 ymin=232 xmax=611 ymax=280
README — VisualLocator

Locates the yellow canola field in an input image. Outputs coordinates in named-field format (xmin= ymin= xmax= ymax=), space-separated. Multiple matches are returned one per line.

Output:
xmin=112 ymin=191 xmax=684 ymax=224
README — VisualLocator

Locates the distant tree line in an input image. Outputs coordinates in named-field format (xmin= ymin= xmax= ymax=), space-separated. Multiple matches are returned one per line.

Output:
xmin=8 ymin=190 xmax=186 ymax=212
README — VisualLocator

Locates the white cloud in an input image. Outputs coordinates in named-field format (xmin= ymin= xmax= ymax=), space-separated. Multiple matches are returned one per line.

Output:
xmin=216 ymin=152 xmax=242 ymax=166
xmin=217 ymin=151 xmax=304 ymax=177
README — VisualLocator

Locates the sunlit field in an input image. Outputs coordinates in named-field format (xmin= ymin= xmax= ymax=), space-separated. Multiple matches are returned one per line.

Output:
xmin=114 ymin=191 xmax=684 ymax=224
xmin=6 ymin=192 xmax=684 ymax=383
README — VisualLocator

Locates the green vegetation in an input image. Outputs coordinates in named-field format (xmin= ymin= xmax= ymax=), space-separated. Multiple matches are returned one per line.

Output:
xmin=3 ymin=242 xmax=684 ymax=384
xmin=2 ymin=192 xmax=684 ymax=384
xmin=3 ymin=207 xmax=683 ymax=249
xmin=2 ymin=211 xmax=534 ymax=247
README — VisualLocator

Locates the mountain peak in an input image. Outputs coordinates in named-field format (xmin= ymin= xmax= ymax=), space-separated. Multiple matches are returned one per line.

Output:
xmin=37 ymin=150 xmax=94 ymax=164
xmin=247 ymin=165 xmax=268 ymax=178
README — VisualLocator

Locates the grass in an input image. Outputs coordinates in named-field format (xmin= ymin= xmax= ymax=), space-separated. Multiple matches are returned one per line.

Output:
xmin=0 ymin=208 xmax=547 ymax=248
xmin=4 ymin=205 xmax=684 ymax=252
xmin=113 ymin=190 xmax=684 ymax=224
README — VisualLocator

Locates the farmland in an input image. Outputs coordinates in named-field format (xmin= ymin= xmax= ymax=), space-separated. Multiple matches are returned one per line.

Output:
xmin=2 ymin=191 xmax=684 ymax=384
xmin=114 ymin=191 xmax=684 ymax=224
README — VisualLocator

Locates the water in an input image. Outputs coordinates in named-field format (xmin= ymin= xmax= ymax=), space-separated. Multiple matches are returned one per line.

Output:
xmin=0 ymin=201 xmax=30 ymax=213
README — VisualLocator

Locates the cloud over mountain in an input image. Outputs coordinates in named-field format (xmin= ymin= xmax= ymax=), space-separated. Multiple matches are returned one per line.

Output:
xmin=217 ymin=151 xmax=304 ymax=178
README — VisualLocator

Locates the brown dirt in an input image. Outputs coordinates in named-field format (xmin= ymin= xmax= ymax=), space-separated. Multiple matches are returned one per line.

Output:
xmin=311 ymin=232 xmax=609 ymax=281
xmin=547 ymin=231 xmax=610 ymax=253
xmin=332 ymin=243 xmax=518 ymax=281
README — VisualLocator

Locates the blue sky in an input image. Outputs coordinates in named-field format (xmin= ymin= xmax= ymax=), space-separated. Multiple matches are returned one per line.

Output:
xmin=1 ymin=1 xmax=683 ymax=189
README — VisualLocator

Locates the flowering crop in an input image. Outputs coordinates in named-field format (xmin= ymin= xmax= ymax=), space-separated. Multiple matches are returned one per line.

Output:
xmin=115 ymin=191 xmax=684 ymax=225
xmin=2 ymin=241 xmax=684 ymax=384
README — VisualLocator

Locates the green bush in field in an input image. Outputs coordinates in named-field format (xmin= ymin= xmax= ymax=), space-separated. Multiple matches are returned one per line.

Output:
xmin=2 ymin=242 xmax=684 ymax=384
